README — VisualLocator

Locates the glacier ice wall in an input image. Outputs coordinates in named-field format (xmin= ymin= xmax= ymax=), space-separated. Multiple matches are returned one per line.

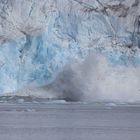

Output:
xmin=0 ymin=0 xmax=140 ymax=102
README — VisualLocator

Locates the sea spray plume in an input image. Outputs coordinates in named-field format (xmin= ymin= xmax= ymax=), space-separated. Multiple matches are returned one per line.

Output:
xmin=46 ymin=52 xmax=140 ymax=102
xmin=46 ymin=53 xmax=107 ymax=101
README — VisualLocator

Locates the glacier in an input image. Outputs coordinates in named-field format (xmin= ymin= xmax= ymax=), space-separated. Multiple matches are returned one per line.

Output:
xmin=0 ymin=0 xmax=140 ymax=102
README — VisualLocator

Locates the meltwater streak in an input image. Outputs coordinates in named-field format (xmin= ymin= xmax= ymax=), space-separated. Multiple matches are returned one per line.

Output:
xmin=45 ymin=53 xmax=140 ymax=102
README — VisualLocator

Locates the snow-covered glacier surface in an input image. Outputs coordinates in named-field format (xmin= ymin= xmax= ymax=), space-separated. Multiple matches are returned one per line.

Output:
xmin=0 ymin=0 xmax=140 ymax=102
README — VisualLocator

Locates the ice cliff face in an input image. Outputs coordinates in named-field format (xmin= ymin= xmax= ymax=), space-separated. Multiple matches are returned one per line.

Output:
xmin=0 ymin=0 xmax=140 ymax=100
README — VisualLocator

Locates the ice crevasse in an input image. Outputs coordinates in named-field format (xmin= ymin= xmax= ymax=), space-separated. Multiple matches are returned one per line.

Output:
xmin=0 ymin=0 xmax=140 ymax=102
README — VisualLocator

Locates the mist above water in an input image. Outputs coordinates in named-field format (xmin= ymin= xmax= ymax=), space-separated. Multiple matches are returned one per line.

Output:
xmin=45 ymin=52 xmax=140 ymax=102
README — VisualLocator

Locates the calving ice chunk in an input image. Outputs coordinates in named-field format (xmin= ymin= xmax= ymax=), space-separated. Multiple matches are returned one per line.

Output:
xmin=0 ymin=0 xmax=140 ymax=102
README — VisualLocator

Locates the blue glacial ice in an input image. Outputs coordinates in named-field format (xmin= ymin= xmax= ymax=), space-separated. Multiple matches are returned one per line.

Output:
xmin=0 ymin=0 xmax=140 ymax=102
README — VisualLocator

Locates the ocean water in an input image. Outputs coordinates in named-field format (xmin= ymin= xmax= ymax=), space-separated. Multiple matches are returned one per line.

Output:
xmin=0 ymin=102 xmax=140 ymax=140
